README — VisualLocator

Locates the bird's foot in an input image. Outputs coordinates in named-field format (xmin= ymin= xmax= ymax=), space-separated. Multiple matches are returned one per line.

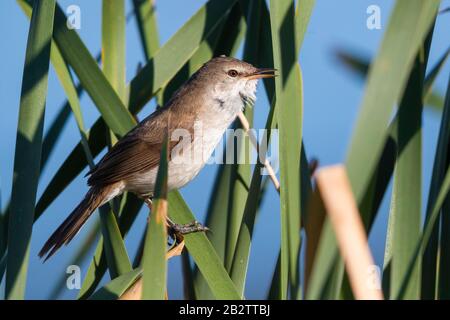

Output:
xmin=166 ymin=219 xmax=209 ymax=245
xmin=170 ymin=220 xmax=209 ymax=235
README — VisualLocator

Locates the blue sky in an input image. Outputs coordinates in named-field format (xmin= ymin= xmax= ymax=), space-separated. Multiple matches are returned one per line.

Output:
xmin=0 ymin=0 xmax=449 ymax=299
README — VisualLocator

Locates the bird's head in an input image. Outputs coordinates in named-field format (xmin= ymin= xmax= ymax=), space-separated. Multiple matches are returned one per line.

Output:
xmin=195 ymin=56 xmax=277 ymax=107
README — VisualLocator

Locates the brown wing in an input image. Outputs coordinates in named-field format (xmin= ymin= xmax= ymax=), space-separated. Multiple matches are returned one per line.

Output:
xmin=87 ymin=136 xmax=162 ymax=187
xmin=87 ymin=109 xmax=176 ymax=187
xmin=87 ymin=84 xmax=200 ymax=187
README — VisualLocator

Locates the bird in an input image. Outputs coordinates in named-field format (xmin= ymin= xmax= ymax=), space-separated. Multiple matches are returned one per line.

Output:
xmin=39 ymin=55 xmax=276 ymax=260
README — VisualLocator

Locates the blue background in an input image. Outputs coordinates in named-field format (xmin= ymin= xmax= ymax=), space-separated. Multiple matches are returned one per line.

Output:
xmin=0 ymin=0 xmax=449 ymax=299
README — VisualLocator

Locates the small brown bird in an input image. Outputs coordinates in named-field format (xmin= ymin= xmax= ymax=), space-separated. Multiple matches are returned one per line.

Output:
xmin=39 ymin=56 xmax=276 ymax=260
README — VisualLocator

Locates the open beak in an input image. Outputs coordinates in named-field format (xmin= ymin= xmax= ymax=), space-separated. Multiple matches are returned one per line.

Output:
xmin=246 ymin=68 xmax=277 ymax=80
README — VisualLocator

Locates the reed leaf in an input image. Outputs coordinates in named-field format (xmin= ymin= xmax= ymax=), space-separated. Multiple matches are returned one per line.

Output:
xmin=306 ymin=0 xmax=440 ymax=299
xmin=270 ymin=0 xmax=303 ymax=299
xmin=132 ymin=0 xmax=160 ymax=61
xmin=389 ymin=38 xmax=432 ymax=299
xmin=5 ymin=0 xmax=55 ymax=299
xmin=168 ymin=191 xmax=241 ymax=299
xmin=141 ymin=137 xmax=168 ymax=300
xmin=89 ymin=268 xmax=142 ymax=300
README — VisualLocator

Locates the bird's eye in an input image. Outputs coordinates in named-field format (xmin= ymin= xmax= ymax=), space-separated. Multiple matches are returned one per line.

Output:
xmin=228 ymin=69 xmax=238 ymax=77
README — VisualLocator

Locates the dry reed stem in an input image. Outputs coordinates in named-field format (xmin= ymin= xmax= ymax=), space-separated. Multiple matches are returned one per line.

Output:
xmin=237 ymin=111 xmax=280 ymax=191
xmin=315 ymin=165 xmax=383 ymax=300
xmin=119 ymin=240 xmax=185 ymax=300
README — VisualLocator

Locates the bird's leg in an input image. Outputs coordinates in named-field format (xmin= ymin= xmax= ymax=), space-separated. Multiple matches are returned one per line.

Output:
xmin=166 ymin=217 xmax=209 ymax=236
xmin=144 ymin=197 xmax=208 ymax=245
xmin=144 ymin=198 xmax=153 ymax=211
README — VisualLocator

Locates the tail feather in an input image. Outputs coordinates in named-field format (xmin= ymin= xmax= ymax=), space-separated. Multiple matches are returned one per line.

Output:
xmin=39 ymin=186 xmax=109 ymax=261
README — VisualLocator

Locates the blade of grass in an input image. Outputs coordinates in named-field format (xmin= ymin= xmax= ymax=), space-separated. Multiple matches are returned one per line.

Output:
xmin=306 ymin=0 xmax=440 ymax=299
xmin=381 ymin=35 xmax=433 ymax=299
xmin=162 ymin=4 xmax=231 ymax=104
xmin=120 ymin=241 xmax=185 ymax=299
xmin=168 ymin=191 xmax=241 ymax=300
xmin=266 ymin=0 xmax=315 ymax=300
xmin=102 ymin=0 xmax=126 ymax=102
xmin=439 ymin=188 xmax=450 ymax=299
xmin=213 ymin=1 xmax=246 ymax=57
xmin=48 ymin=220 xmax=100 ymax=299
xmin=270 ymin=0 xmax=303 ymax=299
xmin=50 ymin=1 xmax=135 ymax=136
xmin=132 ymin=0 xmax=162 ymax=104
xmin=388 ymin=41 xmax=431 ymax=299
xmin=421 ymin=75 xmax=450 ymax=299
xmin=89 ymin=268 xmax=142 ymax=300
xmin=99 ymin=0 xmax=133 ymax=278
xmin=230 ymin=98 xmax=276 ymax=297
xmin=223 ymin=0 xmax=253 ymax=277
xmin=437 ymin=78 xmax=450 ymax=299
xmin=193 ymin=163 xmax=232 ymax=299
xmin=269 ymin=145 xmax=312 ymax=299
xmin=22 ymin=0 xmax=133 ymax=135
xmin=295 ymin=0 xmax=315 ymax=53
xmin=127 ymin=0 xmax=237 ymax=111
xmin=336 ymin=49 xmax=448 ymax=113
xmin=423 ymin=46 xmax=449 ymax=96
xmin=141 ymin=136 xmax=169 ymax=300
xmin=181 ymin=251 xmax=196 ymax=299
xmin=77 ymin=194 xmax=142 ymax=299
xmin=397 ymin=79 xmax=450 ymax=297
xmin=5 ymin=0 xmax=56 ymax=299
xmin=132 ymin=0 xmax=160 ymax=61
xmin=0 ymin=251 xmax=6 ymax=285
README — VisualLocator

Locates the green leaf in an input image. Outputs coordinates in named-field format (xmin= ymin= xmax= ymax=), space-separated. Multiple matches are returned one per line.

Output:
xmin=141 ymin=137 xmax=169 ymax=300
xmin=127 ymin=0 xmax=237 ymax=111
xmin=98 ymin=207 xmax=132 ymax=279
xmin=223 ymin=0 xmax=252 ymax=278
xmin=192 ymin=164 xmax=232 ymax=299
xmin=98 ymin=0 xmax=132 ymax=279
xmin=181 ymin=251 xmax=196 ymax=299
xmin=48 ymin=221 xmax=100 ymax=299
xmin=50 ymin=2 xmax=136 ymax=136
xmin=168 ymin=191 xmax=241 ymax=300
xmin=265 ymin=0 xmax=314 ymax=300
xmin=388 ymin=40 xmax=431 ymax=299
xmin=270 ymin=0 xmax=303 ymax=299
xmin=131 ymin=0 xmax=162 ymax=104
xmin=0 ymin=251 xmax=6 ymax=286
xmin=398 ymin=81 xmax=450 ymax=298
xmin=230 ymin=99 xmax=276 ymax=297
xmin=5 ymin=0 xmax=56 ymax=299
xmin=132 ymin=0 xmax=160 ymax=61
xmin=77 ymin=194 xmax=142 ymax=299
xmin=336 ymin=49 xmax=448 ymax=113
xmin=102 ymin=0 xmax=126 ymax=103
xmin=306 ymin=0 xmax=440 ymax=299
xmin=89 ymin=268 xmax=142 ymax=300
xmin=425 ymin=76 xmax=450 ymax=299
xmin=213 ymin=1 xmax=246 ymax=57
xmin=423 ymin=46 xmax=449 ymax=97
xmin=295 ymin=0 xmax=315 ymax=54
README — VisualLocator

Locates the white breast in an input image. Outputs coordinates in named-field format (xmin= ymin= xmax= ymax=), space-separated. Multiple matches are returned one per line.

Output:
xmin=126 ymin=98 xmax=242 ymax=197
